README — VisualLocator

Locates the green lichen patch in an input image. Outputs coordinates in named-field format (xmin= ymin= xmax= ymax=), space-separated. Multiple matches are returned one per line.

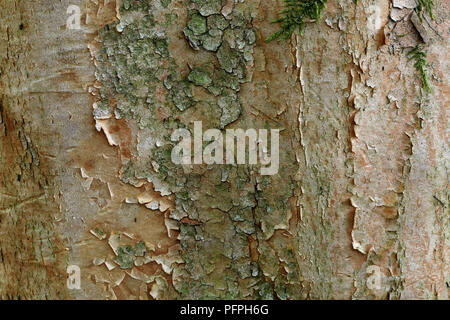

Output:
xmin=217 ymin=93 xmax=242 ymax=128
xmin=184 ymin=13 xmax=223 ymax=51
xmin=93 ymin=0 xmax=305 ymax=300
xmin=182 ymin=8 xmax=255 ymax=129
xmin=188 ymin=68 xmax=212 ymax=87
xmin=120 ymin=0 xmax=151 ymax=13
xmin=94 ymin=8 xmax=179 ymax=130
xmin=152 ymin=144 xmax=181 ymax=185
xmin=116 ymin=245 xmax=136 ymax=269
xmin=169 ymin=80 xmax=195 ymax=111
xmin=192 ymin=0 xmax=223 ymax=17
xmin=266 ymin=0 xmax=328 ymax=42
xmin=187 ymin=13 xmax=208 ymax=35
xmin=217 ymin=42 xmax=241 ymax=74
xmin=207 ymin=14 xmax=229 ymax=31
xmin=90 ymin=228 xmax=107 ymax=240
xmin=115 ymin=241 xmax=148 ymax=269
xmin=208 ymin=69 xmax=240 ymax=95
xmin=133 ymin=240 xmax=147 ymax=257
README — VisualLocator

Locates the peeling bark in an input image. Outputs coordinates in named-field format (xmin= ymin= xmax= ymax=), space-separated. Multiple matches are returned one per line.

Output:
xmin=0 ymin=0 xmax=448 ymax=300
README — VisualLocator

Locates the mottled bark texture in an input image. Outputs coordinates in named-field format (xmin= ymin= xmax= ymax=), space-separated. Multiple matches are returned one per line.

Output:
xmin=0 ymin=0 xmax=448 ymax=299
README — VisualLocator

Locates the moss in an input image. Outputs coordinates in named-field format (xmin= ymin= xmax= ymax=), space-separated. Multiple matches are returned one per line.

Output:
xmin=416 ymin=0 xmax=434 ymax=20
xmin=266 ymin=0 xmax=328 ymax=42
xmin=407 ymin=45 xmax=431 ymax=93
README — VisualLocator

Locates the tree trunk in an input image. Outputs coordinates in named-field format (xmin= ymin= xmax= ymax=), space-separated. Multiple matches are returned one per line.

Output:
xmin=0 ymin=0 xmax=448 ymax=299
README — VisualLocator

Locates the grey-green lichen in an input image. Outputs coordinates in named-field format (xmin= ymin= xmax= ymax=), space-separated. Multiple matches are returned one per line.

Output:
xmin=187 ymin=68 xmax=212 ymax=87
xmin=93 ymin=0 xmax=303 ymax=299
xmin=116 ymin=241 xmax=147 ymax=269
xmin=94 ymin=7 xmax=180 ymax=129
xmin=182 ymin=7 xmax=258 ymax=128
xmin=180 ymin=1 xmax=303 ymax=299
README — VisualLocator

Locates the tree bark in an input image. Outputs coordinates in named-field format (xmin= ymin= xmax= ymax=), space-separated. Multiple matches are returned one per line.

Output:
xmin=0 ymin=0 xmax=448 ymax=299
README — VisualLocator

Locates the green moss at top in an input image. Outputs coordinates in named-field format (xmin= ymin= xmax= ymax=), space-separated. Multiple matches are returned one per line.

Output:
xmin=266 ymin=0 xmax=328 ymax=42
xmin=407 ymin=45 xmax=431 ymax=93
xmin=416 ymin=0 xmax=434 ymax=20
